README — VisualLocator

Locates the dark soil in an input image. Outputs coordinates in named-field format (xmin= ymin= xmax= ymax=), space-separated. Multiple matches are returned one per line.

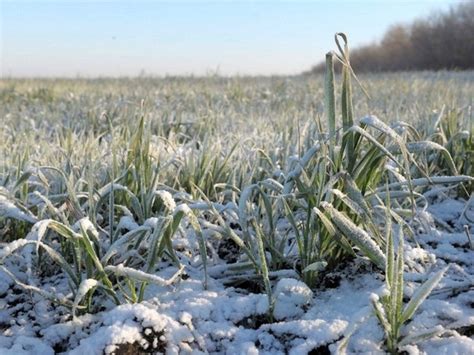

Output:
xmin=217 ymin=237 xmax=241 ymax=263
xmin=111 ymin=328 xmax=166 ymax=355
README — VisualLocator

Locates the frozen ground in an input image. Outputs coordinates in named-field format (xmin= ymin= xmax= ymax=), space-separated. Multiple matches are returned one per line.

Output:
xmin=0 ymin=196 xmax=473 ymax=354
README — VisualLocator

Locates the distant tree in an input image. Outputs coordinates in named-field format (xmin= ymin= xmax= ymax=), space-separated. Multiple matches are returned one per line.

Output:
xmin=380 ymin=25 xmax=413 ymax=70
xmin=309 ymin=0 xmax=474 ymax=73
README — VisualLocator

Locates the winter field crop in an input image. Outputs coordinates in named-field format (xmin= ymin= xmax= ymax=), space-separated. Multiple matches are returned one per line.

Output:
xmin=1 ymin=44 xmax=473 ymax=354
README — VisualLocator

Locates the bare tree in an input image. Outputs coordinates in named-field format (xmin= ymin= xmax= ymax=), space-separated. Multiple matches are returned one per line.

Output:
xmin=309 ymin=1 xmax=474 ymax=73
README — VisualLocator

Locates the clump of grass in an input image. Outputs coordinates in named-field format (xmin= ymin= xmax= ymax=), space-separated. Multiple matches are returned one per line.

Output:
xmin=371 ymin=214 xmax=448 ymax=354
xmin=337 ymin=204 xmax=450 ymax=354
xmin=0 ymin=179 xmax=204 ymax=314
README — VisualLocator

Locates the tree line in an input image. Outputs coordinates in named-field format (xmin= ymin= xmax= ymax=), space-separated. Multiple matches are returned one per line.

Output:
xmin=310 ymin=1 xmax=474 ymax=73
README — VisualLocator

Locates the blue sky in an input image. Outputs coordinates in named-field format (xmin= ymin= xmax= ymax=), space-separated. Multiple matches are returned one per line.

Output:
xmin=0 ymin=0 xmax=463 ymax=77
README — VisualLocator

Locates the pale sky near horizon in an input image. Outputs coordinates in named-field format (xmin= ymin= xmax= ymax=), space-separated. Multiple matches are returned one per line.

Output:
xmin=0 ymin=0 xmax=464 ymax=78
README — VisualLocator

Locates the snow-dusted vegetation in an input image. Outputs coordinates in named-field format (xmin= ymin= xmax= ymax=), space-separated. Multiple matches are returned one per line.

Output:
xmin=0 ymin=38 xmax=473 ymax=354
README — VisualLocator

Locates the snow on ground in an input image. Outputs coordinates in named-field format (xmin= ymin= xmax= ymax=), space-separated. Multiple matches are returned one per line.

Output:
xmin=0 ymin=197 xmax=473 ymax=354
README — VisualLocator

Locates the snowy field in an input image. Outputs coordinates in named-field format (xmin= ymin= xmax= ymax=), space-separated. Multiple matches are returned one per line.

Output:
xmin=0 ymin=70 xmax=473 ymax=354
